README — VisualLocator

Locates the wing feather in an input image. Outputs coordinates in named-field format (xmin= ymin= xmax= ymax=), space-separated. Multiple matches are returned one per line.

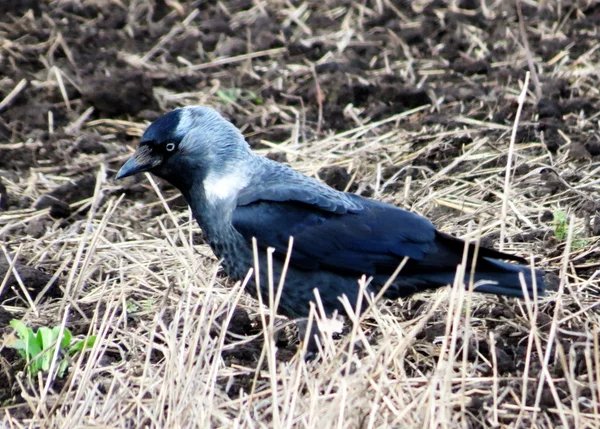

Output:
xmin=232 ymin=198 xmax=436 ymax=275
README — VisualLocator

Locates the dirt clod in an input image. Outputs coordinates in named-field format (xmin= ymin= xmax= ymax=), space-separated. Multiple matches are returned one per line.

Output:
xmin=227 ymin=307 xmax=253 ymax=337
xmin=35 ymin=175 xmax=97 ymax=209
xmin=0 ymin=254 xmax=59 ymax=301
xmin=74 ymin=135 xmax=107 ymax=154
xmin=318 ymin=166 xmax=352 ymax=191
xmin=34 ymin=196 xmax=70 ymax=218
xmin=537 ymin=98 xmax=563 ymax=118
xmin=568 ymin=142 xmax=592 ymax=161
xmin=215 ymin=37 xmax=247 ymax=57
xmin=83 ymin=70 xmax=156 ymax=116
xmin=24 ymin=219 xmax=48 ymax=238
xmin=451 ymin=58 xmax=489 ymax=75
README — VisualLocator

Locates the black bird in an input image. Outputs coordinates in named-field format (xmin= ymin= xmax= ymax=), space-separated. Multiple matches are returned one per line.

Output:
xmin=116 ymin=106 xmax=545 ymax=322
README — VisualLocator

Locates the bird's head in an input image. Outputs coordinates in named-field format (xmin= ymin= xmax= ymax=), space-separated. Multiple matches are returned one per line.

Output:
xmin=116 ymin=106 xmax=251 ymax=190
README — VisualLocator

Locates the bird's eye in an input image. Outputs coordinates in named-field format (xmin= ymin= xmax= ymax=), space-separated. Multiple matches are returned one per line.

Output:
xmin=165 ymin=142 xmax=176 ymax=152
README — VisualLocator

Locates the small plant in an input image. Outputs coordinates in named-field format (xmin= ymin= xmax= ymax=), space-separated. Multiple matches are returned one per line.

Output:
xmin=552 ymin=209 xmax=588 ymax=249
xmin=125 ymin=298 xmax=154 ymax=315
xmin=553 ymin=209 xmax=568 ymax=240
xmin=216 ymin=88 xmax=263 ymax=106
xmin=125 ymin=300 xmax=140 ymax=314
xmin=247 ymin=90 xmax=263 ymax=105
xmin=8 ymin=320 xmax=96 ymax=378
xmin=216 ymin=88 xmax=242 ymax=104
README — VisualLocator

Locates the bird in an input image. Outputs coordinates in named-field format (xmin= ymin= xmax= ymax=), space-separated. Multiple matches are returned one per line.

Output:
xmin=116 ymin=106 xmax=546 ymax=333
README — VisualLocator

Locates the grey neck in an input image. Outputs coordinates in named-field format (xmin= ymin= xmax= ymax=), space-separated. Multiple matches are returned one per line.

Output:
xmin=183 ymin=184 xmax=253 ymax=281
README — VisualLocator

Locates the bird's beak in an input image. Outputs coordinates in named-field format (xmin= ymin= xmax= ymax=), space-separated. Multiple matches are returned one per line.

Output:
xmin=115 ymin=145 xmax=162 ymax=179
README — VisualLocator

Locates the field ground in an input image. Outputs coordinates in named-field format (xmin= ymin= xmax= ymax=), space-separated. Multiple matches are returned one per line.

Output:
xmin=1 ymin=0 xmax=600 ymax=427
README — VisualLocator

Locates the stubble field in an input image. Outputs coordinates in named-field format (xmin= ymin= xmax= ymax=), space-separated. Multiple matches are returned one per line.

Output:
xmin=1 ymin=1 xmax=600 ymax=427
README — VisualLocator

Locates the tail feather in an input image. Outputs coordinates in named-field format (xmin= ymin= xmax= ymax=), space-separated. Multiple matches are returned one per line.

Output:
xmin=471 ymin=257 xmax=545 ymax=298
xmin=383 ymin=257 xmax=546 ymax=299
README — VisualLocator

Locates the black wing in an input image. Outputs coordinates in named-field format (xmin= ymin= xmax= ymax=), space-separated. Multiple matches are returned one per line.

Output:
xmin=232 ymin=197 xmax=438 ymax=276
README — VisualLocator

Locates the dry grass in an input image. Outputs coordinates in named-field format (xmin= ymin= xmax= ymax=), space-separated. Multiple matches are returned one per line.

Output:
xmin=2 ymin=1 xmax=600 ymax=428
xmin=2 ymin=108 xmax=599 ymax=427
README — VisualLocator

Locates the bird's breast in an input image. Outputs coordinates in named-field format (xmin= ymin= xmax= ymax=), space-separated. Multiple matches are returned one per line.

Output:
xmin=205 ymin=226 xmax=254 ymax=280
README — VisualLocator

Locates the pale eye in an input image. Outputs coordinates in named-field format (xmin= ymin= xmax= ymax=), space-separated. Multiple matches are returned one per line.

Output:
xmin=165 ymin=142 xmax=176 ymax=152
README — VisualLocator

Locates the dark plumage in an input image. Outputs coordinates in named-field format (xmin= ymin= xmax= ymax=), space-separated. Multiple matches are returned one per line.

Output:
xmin=116 ymin=106 xmax=546 ymax=321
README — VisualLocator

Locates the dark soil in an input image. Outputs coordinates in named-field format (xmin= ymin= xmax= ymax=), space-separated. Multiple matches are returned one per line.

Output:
xmin=1 ymin=1 xmax=600 ymax=426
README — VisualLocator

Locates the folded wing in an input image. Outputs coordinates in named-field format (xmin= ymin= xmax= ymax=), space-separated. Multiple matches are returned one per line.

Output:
xmin=232 ymin=196 xmax=438 ymax=275
xmin=232 ymin=186 xmax=545 ymax=298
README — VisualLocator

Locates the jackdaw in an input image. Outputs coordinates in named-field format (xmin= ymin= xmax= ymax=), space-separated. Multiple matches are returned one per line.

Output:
xmin=116 ymin=106 xmax=545 ymax=332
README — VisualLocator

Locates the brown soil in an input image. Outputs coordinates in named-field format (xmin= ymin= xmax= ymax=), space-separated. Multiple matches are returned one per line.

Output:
xmin=1 ymin=1 xmax=600 ymax=427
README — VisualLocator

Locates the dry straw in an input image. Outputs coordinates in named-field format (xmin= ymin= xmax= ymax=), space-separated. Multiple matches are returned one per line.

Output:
xmin=1 ymin=1 xmax=600 ymax=427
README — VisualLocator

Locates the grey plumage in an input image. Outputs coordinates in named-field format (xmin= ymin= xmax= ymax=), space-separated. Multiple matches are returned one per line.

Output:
xmin=116 ymin=106 xmax=546 ymax=322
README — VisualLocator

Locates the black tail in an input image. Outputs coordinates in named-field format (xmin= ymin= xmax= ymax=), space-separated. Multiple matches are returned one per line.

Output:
xmin=383 ymin=259 xmax=545 ymax=300
xmin=435 ymin=232 xmax=546 ymax=298
xmin=383 ymin=232 xmax=547 ymax=300
xmin=382 ymin=249 xmax=546 ymax=299
xmin=469 ymin=257 xmax=546 ymax=298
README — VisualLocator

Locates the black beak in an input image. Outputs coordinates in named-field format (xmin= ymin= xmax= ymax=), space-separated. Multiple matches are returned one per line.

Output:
xmin=116 ymin=146 xmax=162 ymax=179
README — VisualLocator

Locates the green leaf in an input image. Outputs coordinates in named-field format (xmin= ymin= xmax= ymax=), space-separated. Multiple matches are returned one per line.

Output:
xmin=247 ymin=90 xmax=263 ymax=105
xmin=8 ymin=321 xmax=31 ymax=359
xmin=10 ymin=320 xmax=29 ymax=340
xmin=126 ymin=300 xmax=139 ymax=314
xmin=143 ymin=299 xmax=154 ymax=312
xmin=9 ymin=321 xmax=80 ymax=377
xmin=30 ymin=358 xmax=41 ymax=375
xmin=57 ymin=359 xmax=69 ymax=378
xmin=68 ymin=335 xmax=97 ymax=355
xmin=22 ymin=329 xmax=42 ymax=364
xmin=10 ymin=339 xmax=27 ymax=351
xmin=53 ymin=326 xmax=72 ymax=349
xmin=37 ymin=327 xmax=56 ymax=372
xmin=553 ymin=210 xmax=568 ymax=240
xmin=38 ymin=327 xmax=56 ymax=348
xmin=216 ymin=88 xmax=242 ymax=104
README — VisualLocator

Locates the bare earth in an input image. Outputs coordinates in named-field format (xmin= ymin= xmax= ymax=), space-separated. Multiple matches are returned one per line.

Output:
xmin=1 ymin=1 xmax=600 ymax=427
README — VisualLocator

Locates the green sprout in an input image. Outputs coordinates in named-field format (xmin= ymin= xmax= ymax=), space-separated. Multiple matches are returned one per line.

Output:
xmin=125 ymin=300 xmax=140 ymax=314
xmin=552 ymin=209 xmax=588 ymax=249
xmin=247 ymin=90 xmax=263 ymax=105
xmin=553 ymin=210 xmax=568 ymax=240
xmin=216 ymin=88 xmax=242 ymax=104
xmin=216 ymin=88 xmax=263 ymax=106
xmin=8 ymin=320 xmax=96 ymax=378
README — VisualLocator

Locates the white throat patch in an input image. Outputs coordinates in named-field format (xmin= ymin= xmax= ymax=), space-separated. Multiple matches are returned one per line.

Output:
xmin=203 ymin=170 xmax=249 ymax=202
